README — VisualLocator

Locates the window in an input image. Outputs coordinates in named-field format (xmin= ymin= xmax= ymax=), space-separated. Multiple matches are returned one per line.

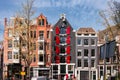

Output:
xmin=14 ymin=40 xmax=18 ymax=47
xmin=47 ymin=31 xmax=49 ymax=38
xmin=78 ymin=59 xmax=81 ymax=67
xmin=30 ymin=31 xmax=33 ymax=38
xmin=84 ymin=49 xmax=88 ymax=56
xmin=53 ymin=65 xmax=58 ymax=74
xmin=39 ymin=19 xmax=44 ymax=26
xmin=68 ymin=65 xmax=74 ymax=73
xmin=84 ymin=39 xmax=88 ymax=45
xmin=34 ymin=31 xmax=36 ymax=38
xmin=60 ymin=28 xmax=66 ymax=34
xmin=33 ymin=43 xmax=36 ymax=50
xmin=8 ymin=51 xmax=12 ymax=59
xmin=13 ymin=52 xmax=19 ymax=59
xmin=100 ymin=66 xmax=103 ymax=76
xmin=84 ymin=59 xmax=88 ymax=67
xmin=8 ymin=40 xmax=12 ymax=48
xmin=60 ymin=47 xmax=65 ymax=53
xmin=93 ymin=71 xmax=96 ymax=80
xmin=77 ymin=51 xmax=81 ymax=56
xmin=33 ymin=54 xmax=36 ymax=62
xmin=60 ymin=65 xmax=66 ymax=74
xmin=8 ymin=29 xmax=12 ymax=37
xmin=60 ymin=37 xmax=66 ymax=44
xmin=60 ymin=56 xmax=65 ymax=63
xmin=77 ymin=39 xmax=81 ymax=45
xmin=39 ymin=54 xmax=43 ymax=62
xmin=39 ymin=31 xmax=44 ymax=40
xmin=91 ymin=39 xmax=95 ymax=45
xmin=39 ymin=42 xmax=43 ymax=50
xmin=91 ymin=60 xmax=95 ymax=67
xmin=22 ymin=41 xmax=26 ymax=47
xmin=91 ymin=49 xmax=95 ymax=56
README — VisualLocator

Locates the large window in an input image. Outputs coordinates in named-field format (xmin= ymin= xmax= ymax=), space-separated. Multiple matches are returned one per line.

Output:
xmin=39 ymin=54 xmax=43 ymax=62
xmin=84 ymin=59 xmax=88 ymax=67
xmin=77 ymin=51 xmax=81 ymax=56
xmin=84 ymin=49 xmax=88 ymax=56
xmin=39 ymin=42 xmax=43 ymax=50
xmin=8 ymin=40 xmax=12 ymax=48
xmin=91 ymin=59 xmax=95 ymax=67
xmin=8 ymin=29 xmax=12 ymax=37
xmin=8 ymin=51 xmax=12 ymax=59
xmin=60 ymin=37 xmax=66 ymax=44
xmin=60 ymin=56 xmax=65 ymax=63
xmin=60 ymin=65 xmax=66 ymax=74
xmin=33 ymin=43 xmax=36 ymax=50
xmin=53 ymin=65 xmax=58 ymax=74
xmin=60 ymin=47 xmax=65 ymax=53
xmin=33 ymin=54 xmax=36 ymax=62
xmin=77 ymin=38 xmax=81 ymax=45
xmin=39 ymin=19 xmax=44 ymax=26
xmin=60 ymin=28 xmax=66 ymax=34
xmin=91 ymin=49 xmax=95 ymax=56
xmin=22 ymin=40 xmax=26 ymax=47
xmin=47 ymin=31 xmax=49 ymax=38
xmin=78 ymin=59 xmax=81 ymax=67
xmin=39 ymin=31 xmax=44 ymax=40
xmin=68 ymin=65 xmax=74 ymax=74
xmin=84 ymin=39 xmax=88 ymax=45
xmin=91 ymin=39 xmax=95 ymax=45
xmin=14 ymin=40 xmax=18 ymax=47
xmin=13 ymin=52 xmax=19 ymax=59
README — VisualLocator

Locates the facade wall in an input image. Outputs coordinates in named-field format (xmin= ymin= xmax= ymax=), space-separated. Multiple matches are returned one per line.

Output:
xmin=51 ymin=15 xmax=75 ymax=80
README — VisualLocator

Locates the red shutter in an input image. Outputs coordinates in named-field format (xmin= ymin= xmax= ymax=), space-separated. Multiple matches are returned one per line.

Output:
xmin=55 ymin=26 xmax=60 ymax=34
xmin=66 ymin=74 xmax=68 ymax=79
xmin=66 ymin=56 xmax=71 ymax=63
xmin=55 ymin=46 xmax=60 ymax=54
xmin=66 ymin=36 xmax=70 ymax=44
xmin=56 ymin=36 xmax=60 ymax=44
xmin=66 ymin=26 xmax=71 ymax=34
xmin=55 ymin=56 xmax=60 ymax=63
xmin=66 ymin=46 xmax=70 ymax=54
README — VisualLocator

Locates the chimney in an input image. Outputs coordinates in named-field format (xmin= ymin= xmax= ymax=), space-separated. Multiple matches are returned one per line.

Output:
xmin=4 ymin=18 xmax=7 ymax=27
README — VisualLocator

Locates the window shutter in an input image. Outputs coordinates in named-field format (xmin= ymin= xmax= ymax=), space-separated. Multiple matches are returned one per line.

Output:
xmin=66 ymin=26 xmax=71 ymax=34
xmin=55 ymin=26 xmax=60 ymax=35
xmin=66 ymin=36 xmax=70 ymax=44
xmin=66 ymin=46 xmax=70 ymax=54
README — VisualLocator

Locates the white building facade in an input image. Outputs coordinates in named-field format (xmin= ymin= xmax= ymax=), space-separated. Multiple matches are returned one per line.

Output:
xmin=75 ymin=28 xmax=98 ymax=80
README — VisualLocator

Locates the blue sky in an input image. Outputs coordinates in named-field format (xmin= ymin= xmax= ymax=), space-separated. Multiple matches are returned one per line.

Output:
xmin=0 ymin=0 xmax=120 ymax=41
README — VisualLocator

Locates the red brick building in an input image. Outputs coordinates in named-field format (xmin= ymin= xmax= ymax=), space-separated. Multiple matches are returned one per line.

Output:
xmin=3 ymin=14 xmax=52 ymax=79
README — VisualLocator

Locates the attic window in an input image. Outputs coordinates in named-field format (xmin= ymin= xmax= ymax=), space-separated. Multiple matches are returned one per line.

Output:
xmin=38 ymin=19 xmax=44 ymax=26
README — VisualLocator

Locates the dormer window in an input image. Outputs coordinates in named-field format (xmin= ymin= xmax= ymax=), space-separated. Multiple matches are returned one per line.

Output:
xmin=38 ymin=19 xmax=44 ymax=26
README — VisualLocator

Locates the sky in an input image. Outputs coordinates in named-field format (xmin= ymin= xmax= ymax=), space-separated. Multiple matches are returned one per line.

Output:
xmin=0 ymin=0 xmax=120 ymax=40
